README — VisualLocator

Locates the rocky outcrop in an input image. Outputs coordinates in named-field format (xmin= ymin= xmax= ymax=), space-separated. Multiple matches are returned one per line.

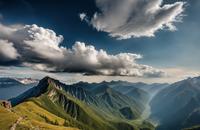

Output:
xmin=0 ymin=100 xmax=12 ymax=109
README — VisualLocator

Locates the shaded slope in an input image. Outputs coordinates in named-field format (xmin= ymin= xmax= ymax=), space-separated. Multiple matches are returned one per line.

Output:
xmin=150 ymin=76 xmax=200 ymax=130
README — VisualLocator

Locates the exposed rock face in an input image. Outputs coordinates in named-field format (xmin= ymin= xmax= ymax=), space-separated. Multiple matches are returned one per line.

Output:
xmin=0 ymin=100 xmax=12 ymax=109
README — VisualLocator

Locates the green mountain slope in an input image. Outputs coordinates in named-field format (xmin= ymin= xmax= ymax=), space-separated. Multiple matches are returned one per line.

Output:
xmin=8 ymin=77 xmax=155 ymax=130
xmin=0 ymin=102 xmax=79 ymax=130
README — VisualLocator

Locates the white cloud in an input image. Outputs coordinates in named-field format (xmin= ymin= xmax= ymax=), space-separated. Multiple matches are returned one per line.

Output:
xmin=79 ymin=13 xmax=87 ymax=21
xmin=80 ymin=0 xmax=186 ymax=39
xmin=0 ymin=40 xmax=20 ymax=62
xmin=79 ymin=13 xmax=90 ymax=23
xmin=0 ymin=23 xmax=64 ymax=61
xmin=0 ymin=23 xmax=165 ymax=77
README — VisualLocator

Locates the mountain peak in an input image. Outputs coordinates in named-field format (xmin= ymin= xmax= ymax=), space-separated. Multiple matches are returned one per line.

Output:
xmin=10 ymin=76 xmax=61 ymax=106
xmin=40 ymin=76 xmax=54 ymax=82
xmin=36 ymin=76 xmax=65 ymax=93
xmin=38 ymin=76 xmax=59 ymax=86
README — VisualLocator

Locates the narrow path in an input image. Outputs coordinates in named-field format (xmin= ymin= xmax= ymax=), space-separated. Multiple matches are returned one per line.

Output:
xmin=10 ymin=117 xmax=24 ymax=130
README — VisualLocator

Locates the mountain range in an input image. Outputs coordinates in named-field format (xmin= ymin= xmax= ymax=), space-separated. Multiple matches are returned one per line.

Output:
xmin=1 ymin=77 xmax=155 ymax=130
xmin=1 ymin=76 xmax=200 ymax=130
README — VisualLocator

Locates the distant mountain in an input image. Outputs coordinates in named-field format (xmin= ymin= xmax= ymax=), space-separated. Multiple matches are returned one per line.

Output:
xmin=106 ymin=81 xmax=168 ymax=106
xmin=9 ymin=77 xmax=154 ymax=130
xmin=77 ymin=80 xmax=152 ymax=109
xmin=74 ymin=80 xmax=168 ymax=98
xmin=150 ymin=76 xmax=200 ymax=130
xmin=93 ymin=85 xmax=144 ymax=119
xmin=0 ymin=78 xmax=36 ymax=100
xmin=135 ymin=83 xmax=169 ymax=96
xmin=0 ymin=78 xmax=23 ymax=88
xmin=126 ymin=87 xmax=149 ymax=105
xmin=106 ymin=81 xmax=168 ymax=95
xmin=15 ymin=78 xmax=38 ymax=84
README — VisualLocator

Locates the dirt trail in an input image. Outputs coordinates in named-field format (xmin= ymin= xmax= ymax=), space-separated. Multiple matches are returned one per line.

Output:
xmin=10 ymin=117 xmax=23 ymax=130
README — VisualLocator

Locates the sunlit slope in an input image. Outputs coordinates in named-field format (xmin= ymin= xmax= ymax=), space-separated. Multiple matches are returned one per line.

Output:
xmin=0 ymin=106 xmax=19 ymax=130
xmin=0 ymin=105 xmax=78 ymax=130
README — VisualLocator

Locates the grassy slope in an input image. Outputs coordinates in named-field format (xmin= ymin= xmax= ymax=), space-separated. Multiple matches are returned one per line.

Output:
xmin=36 ymin=87 xmax=117 ymax=130
xmin=0 ymin=103 xmax=79 ymax=130
xmin=35 ymin=95 xmax=109 ymax=130
xmin=0 ymin=106 xmax=19 ymax=130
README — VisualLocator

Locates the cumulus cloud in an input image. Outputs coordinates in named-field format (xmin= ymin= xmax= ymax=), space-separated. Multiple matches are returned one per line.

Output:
xmin=80 ymin=0 xmax=186 ymax=39
xmin=0 ymin=23 xmax=164 ymax=77
xmin=0 ymin=40 xmax=20 ymax=62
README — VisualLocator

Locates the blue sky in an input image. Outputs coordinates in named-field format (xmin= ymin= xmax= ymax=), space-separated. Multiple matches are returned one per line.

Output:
xmin=0 ymin=0 xmax=199 ymax=83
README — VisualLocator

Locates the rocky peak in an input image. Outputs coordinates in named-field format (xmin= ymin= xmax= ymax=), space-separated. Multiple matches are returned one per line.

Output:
xmin=36 ymin=76 xmax=61 ymax=91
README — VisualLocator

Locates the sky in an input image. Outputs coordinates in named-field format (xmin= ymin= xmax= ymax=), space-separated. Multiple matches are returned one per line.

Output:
xmin=0 ymin=0 xmax=199 ymax=83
